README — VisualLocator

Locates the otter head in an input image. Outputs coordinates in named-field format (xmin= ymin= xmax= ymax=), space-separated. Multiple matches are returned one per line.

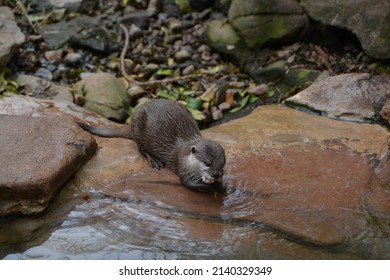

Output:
xmin=185 ymin=139 xmax=226 ymax=187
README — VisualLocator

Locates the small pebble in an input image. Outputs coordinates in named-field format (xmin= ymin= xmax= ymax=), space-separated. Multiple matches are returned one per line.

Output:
xmin=28 ymin=34 xmax=43 ymax=42
xmin=248 ymin=84 xmax=269 ymax=96
xmin=34 ymin=68 xmax=53 ymax=80
xmin=127 ymin=85 xmax=146 ymax=98
xmin=182 ymin=64 xmax=195 ymax=75
xmin=212 ymin=109 xmax=223 ymax=121
xmin=201 ymin=51 xmax=212 ymax=61
xmin=44 ymin=49 xmax=63 ymax=63
xmin=218 ymin=102 xmax=231 ymax=111
xmin=129 ymin=24 xmax=143 ymax=39
xmin=64 ymin=52 xmax=82 ymax=64
xmin=229 ymin=81 xmax=246 ymax=88
xmin=197 ymin=44 xmax=211 ymax=53
xmin=144 ymin=63 xmax=159 ymax=71
xmin=168 ymin=19 xmax=183 ymax=33
xmin=210 ymin=106 xmax=218 ymax=113
xmin=141 ymin=48 xmax=153 ymax=57
xmin=174 ymin=49 xmax=191 ymax=62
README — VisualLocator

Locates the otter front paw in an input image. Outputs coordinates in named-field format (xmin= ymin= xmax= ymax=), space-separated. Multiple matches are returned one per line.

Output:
xmin=145 ymin=153 xmax=165 ymax=170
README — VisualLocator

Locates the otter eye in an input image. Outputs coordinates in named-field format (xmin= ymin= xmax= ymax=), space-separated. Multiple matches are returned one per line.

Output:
xmin=191 ymin=146 xmax=196 ymax=153
xmin=204 ymin=161 xmax=211 ymax=167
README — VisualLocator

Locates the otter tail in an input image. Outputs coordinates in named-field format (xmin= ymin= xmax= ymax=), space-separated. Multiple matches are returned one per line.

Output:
xmin=77 ymin=122 xmax=133 ymax=140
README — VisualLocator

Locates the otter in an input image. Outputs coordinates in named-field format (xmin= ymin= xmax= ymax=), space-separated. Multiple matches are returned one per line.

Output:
xmin=78 ymin=99 xmax=226 ymax=191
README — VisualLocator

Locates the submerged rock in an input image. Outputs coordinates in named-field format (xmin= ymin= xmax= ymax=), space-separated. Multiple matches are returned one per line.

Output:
xmin=0 ymin=7 xmax=26 ymax=68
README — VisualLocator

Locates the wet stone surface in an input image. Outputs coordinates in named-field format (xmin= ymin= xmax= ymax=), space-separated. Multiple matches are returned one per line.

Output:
xmin=1 ymin=96 xmax=389 ymax=259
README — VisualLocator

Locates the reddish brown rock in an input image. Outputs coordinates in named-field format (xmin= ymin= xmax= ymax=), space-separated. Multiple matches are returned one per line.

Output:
xmin=379 ymin=99 xmax=390 ymax=125
xmin=0 ymin=115 xmax=97 ymax=216
xmin=73 ymin=105 xmax=390 ymax=254
xmin=1 ymin=96 xmax=389 ymax=259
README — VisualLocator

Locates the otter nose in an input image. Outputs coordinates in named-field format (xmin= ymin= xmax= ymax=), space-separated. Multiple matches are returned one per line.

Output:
xmin=213 ymin=172 xmax=222 ymax=180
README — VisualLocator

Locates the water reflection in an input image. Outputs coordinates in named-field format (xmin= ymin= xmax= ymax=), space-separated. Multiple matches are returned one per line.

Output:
xmin=3 ymin=174 xmax=366 ymax=260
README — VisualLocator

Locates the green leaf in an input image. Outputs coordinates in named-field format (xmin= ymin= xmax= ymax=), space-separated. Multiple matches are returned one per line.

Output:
xmin=238 ymin=88 xmax=248 ymax=97
xmin=266 ymin=89 xmax=275 ymax=98
xmin=249 ymin=94 xmax=259 ymax=103
xmin=27 ymin=14 xmax=46 ymax=23
xmin=157 ymin=89 xmax=178 ymax=100
xmin=229 ymin=94 xmax=250 ymax=113
xmin=185 ymin=97 xmax=203 ymax=110
xmin=181 ymin=90 xmax=197 ymax=96
xmin=156 ymin=69 xmax=173 ymax=76
xmin=188 ymin=108 xmax=205 ymax=121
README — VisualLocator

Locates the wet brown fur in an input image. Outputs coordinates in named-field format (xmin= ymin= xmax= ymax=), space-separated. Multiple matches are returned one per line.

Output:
xmin=78 ymin=99 xmax=226 ymax=191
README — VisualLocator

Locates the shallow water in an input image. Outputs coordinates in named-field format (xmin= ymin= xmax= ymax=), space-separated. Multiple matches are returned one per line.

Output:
xmin=1 ymin=178 xmax=366 ymax=260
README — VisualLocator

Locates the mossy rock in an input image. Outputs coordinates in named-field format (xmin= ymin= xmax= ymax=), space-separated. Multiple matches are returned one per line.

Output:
xmin=73 ymin=73 xmax=130 ymax=122
xmin=228 ymin=0 xmax=308 ymax=48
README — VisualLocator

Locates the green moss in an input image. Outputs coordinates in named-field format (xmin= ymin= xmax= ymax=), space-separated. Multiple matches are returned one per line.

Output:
xmin=175 ymin=0 xmax=192 ymax=14
xmin=243 ymin=16 xmax=291 ymax=48
xmin=206 ymin=19 xmax=240 ymax=45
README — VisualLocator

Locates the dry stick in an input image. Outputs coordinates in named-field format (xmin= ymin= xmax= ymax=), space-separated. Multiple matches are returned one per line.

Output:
xmin=119 ymin=24 xmax=208 ymax=87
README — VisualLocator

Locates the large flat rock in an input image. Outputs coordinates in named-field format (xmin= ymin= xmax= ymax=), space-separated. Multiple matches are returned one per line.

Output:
xmin=0 ymin=114 xmax=96 ymax=216
xmin=1 ymin=95 xmax=389 ymax=259
xmin=285 ymin=73 xmax=390 ymax=123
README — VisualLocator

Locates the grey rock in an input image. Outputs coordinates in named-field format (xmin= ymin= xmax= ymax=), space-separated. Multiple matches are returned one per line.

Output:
xmin=0 ymin=114 xmax=96 ymax=216
xmin=248 ymin=84 xmax=269 ymax=96
xmin=71 ymin=26 xmax=118 ymax=53
xmin=39 ymin=15 xmax=118 ymax=52
xmin=300 ymin=0 xmax=390 ymax=59
xmin=39 ymin=15 xmax=94 ymax=49
xmin=0 ymin=7 xmax=26 ymax=68
xmin=119 ymin=11 xmax=151 ymax=30
xmin=246 ymin=60 xmax=287 ymax=84
xmin=15 ymin=74 xmax=74 ymax=102
xmin=285 ymin=73 xmax=390 ymax=122
xmin=212 ymin=109 xmax=223 ymax=120
xmin=218 ymin=101 xmax=231 ymax=111
xmin=29 ymin=0 xmax=97 ymax=12
xmin=34 ymin=68 xmax=53 ymax=80
xmin=182 ymin=64 xmax=195 ymax=75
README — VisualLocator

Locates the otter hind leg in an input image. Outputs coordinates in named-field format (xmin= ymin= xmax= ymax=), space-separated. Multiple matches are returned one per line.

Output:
xmin=138 ymin=144 xmax=165 ymax=170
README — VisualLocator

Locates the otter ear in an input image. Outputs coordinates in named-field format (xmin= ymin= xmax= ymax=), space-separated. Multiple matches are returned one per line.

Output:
xmin=191 ymin=146 xmax=196 ymax=153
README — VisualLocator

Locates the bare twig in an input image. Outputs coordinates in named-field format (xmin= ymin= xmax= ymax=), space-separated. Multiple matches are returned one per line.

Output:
xmin=119 ymin=23 xmax=208 ymax=87
xmin=119 ymin=23 xmax=140 ymax=85
xmin=17 ymin=0 xmax=37 ymax=33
